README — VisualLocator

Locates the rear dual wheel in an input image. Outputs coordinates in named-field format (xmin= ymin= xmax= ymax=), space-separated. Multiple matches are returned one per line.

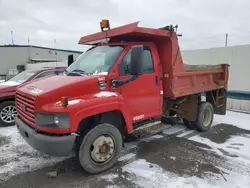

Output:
xmin=76 ymin=123 xmax=123 ymax=174
xmin=183 ymin=119 xmax=195 ymax=129
xmin=183 ymin=102 xmax=214 ymax=132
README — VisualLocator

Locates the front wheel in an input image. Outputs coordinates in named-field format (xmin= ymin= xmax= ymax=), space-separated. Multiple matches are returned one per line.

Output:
xmin=0 ymin=101 xmax=17 ymax=127
xmin=77 ymin=123 xmax=123 ymax=174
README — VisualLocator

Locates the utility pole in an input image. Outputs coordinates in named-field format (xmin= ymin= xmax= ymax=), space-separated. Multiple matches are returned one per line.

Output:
xmin=225 ymin=33 xmax=228 ymax=47
xmin=11 ymin=31 xmax=14 ymax=45
xmin=54 ymin=39 xmax=58 ymax=66
xmin=28 ymin=37 xmax=31 ymax=61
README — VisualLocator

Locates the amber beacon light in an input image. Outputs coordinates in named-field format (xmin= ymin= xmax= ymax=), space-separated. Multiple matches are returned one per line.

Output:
xmin=100 ymin=19 xmax=110 ymax=31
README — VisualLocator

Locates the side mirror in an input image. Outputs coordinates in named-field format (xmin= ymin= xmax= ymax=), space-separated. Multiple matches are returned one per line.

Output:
xmin=130 ymin=45 xmax=144 ymax=75
xmin=68 ymin=54 xmax=74 ymax=67
xmin=55 ymin=70 xmax=62 ymax=75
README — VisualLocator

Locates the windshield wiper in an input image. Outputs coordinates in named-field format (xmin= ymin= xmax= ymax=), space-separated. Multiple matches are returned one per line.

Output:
xmin=66 ymin=69 xmax=86 ymax=75
xmin=66 ymin=69 xmax=86 ymax=76
xmin=71 ymin=69 xmax=86 ymax=74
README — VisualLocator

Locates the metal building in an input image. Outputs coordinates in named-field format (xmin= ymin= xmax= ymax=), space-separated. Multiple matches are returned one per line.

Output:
xmin=182 ymin=44 xmax=250 ymax=113
xmin=0 ymin=45 xmax=82 ymax=78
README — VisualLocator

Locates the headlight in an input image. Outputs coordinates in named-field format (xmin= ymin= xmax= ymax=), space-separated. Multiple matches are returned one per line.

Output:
xmin=35 ymin=112 xmax=70 ymax=129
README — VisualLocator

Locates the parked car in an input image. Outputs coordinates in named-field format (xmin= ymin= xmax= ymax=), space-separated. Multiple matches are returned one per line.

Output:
xmin=0 ymin=67 xmax=65 ymax=127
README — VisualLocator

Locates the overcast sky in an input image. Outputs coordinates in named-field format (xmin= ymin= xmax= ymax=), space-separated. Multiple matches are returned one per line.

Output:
xmin=1 ymin=0 xmax=250 ymax=52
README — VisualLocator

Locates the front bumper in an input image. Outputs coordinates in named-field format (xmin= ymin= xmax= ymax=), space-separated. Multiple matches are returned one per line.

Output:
xmin=16 ymin=117 xmax=76 ymax=157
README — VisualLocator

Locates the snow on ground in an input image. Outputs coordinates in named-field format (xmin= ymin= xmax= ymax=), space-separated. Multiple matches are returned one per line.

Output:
xmin=0 ymin=126 xmax=67 ymax=181
xmin=101 ymin=111 xmax=250 ymax=188
xmin=191 ymin=134 xmax=250 ymax=162
xmin=213 ymin=111 xmax=250 ymax=130
xmin=190 ymin=111 xmax=250 ymax=161
xmin=120 ymin=159 xmax=250 ymax=188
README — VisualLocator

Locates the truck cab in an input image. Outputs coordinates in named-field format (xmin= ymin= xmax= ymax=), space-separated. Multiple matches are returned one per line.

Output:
xmin=16 ymin=20 xmax=229 ymax=174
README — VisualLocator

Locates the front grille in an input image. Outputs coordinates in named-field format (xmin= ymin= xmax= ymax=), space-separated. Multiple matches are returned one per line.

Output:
xmin=16 ymin=91 xmax=36 ymax=126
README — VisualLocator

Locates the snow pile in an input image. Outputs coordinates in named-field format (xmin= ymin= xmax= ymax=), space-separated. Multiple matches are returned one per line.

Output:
xmin=0 ymin=126 xmax=67 ymax=181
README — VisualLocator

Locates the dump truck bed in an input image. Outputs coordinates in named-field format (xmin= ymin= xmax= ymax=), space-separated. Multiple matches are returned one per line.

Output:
xmin=169 ymin=63 xmax=229 ymax=98
xmin=79 ymin=22 xmax=229 ymax=98
xmin=166 ymin=63 xmax=229 ymax=98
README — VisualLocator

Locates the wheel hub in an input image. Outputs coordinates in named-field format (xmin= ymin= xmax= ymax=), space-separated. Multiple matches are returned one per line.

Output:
xmin=90 ymin=135 xmax=115 ymax=163
xmin=0 ymin=106 xmax=17 ymax=124
xmin=203 ymin=108 xmax=211 ymax=127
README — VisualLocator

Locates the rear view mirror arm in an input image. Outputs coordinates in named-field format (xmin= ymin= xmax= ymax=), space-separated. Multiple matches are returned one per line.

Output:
xmin=111 ymin=75 xmax=138 ymax=88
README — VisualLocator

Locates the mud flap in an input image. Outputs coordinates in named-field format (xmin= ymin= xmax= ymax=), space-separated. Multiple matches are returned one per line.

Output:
xmin=206 ymin=89 xmax=227 ymax=115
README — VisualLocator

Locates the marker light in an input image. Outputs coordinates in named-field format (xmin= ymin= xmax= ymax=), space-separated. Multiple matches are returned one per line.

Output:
xmin=54 ymin=116 xmax=59 ymax=125
xmin=61 ymin=97 xmax=68 ymax=106
xmin=100 ymin=19 xmax=110 ymax=31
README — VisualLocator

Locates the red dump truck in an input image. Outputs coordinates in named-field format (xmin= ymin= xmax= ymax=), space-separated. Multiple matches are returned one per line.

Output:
xmin=15 ymin=21 xmax=229 ymax=174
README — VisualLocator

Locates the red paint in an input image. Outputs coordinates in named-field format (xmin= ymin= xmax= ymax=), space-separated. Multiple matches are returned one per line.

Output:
xmin=16 ymin=22 xmax=229 ymax=135
xmin=0 ymin=67 xmax=65 ymax=101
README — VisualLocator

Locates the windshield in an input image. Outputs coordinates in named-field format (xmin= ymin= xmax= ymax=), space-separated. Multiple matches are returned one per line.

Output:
xmin=8 ymin=70 xmax=36 ymax=84
xmin=66 ymin=46 xmax=124 ymax=75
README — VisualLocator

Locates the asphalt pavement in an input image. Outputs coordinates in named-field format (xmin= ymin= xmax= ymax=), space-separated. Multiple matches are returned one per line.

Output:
xmin=1 ymin=111 xmax=250 ymax=188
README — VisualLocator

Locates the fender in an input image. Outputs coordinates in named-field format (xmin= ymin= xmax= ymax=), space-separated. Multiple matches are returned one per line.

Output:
xmin=39 ymin=93 xmax=134 ymax=134
xmin=72 ymin=100 xmax=133 ymax=134
xmin=0 ymin=92 xmax=16 ymax=102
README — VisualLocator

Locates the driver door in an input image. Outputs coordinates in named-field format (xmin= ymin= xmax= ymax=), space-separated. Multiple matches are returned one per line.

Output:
xmin=117 ymin=45 xmax=161 ymax=122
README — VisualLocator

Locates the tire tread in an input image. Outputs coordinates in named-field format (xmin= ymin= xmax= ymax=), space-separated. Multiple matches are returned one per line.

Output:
xmin=77 ymin=123 xmax=123 ymax=174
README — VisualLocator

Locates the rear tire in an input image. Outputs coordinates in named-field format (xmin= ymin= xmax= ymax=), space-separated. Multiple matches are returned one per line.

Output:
xmin=77 ymin=123 xmax=123 ymax=174
xmin=183 ymin=119 xmax=195 ymax=129
xmin=194 ymin=102 xmax=214 ymax=132
xmin=0 ymin=101 xmax=17 ymax=127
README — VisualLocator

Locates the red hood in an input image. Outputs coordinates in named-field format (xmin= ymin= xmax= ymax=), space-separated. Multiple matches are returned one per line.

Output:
xmin=17 ymin=75 xmax=104 ymax=107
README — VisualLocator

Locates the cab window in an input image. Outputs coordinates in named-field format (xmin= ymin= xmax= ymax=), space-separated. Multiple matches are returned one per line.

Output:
xmin=119 ymin=46 xmax=154 ymax=76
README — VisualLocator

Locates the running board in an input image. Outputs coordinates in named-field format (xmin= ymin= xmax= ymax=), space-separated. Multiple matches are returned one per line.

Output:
xmin=126 ymin=121 xmax=172 ymax=141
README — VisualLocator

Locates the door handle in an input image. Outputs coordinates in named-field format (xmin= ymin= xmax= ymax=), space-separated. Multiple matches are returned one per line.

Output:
xmin=155 ymin=76 xmax=159 ymax=86
xmin=111 ymin=79 xmax=116 ymax=89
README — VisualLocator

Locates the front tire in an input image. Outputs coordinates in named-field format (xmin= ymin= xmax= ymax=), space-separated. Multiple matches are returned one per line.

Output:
xmin=77 ymin=123 xmax=123 ymax=174
xmin=0 ymin=101 xmax=17 ymax=127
